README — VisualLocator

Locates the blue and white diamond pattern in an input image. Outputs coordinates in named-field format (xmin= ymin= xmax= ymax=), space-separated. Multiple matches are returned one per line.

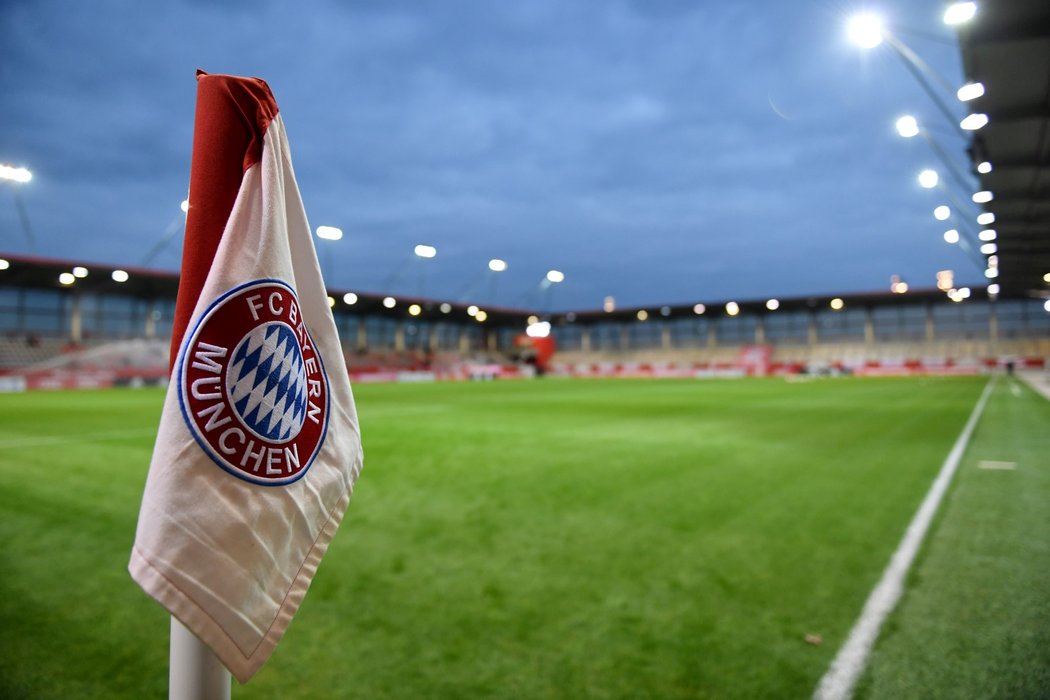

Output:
xmin=226 ymin=322 xmax=308 ymax=442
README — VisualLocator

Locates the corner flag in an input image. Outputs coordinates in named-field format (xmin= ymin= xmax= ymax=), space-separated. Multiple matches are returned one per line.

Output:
xmin=130 ymin=71 xmax=363 ymax=683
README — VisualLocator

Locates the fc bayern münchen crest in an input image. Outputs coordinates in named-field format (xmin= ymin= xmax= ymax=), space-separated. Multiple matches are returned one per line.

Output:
xmin=178 ymin=279 xmax=330 ymax=485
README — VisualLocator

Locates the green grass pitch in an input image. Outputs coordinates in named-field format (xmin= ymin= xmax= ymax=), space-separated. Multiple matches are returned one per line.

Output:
xmin=0 ymin=376 xmax=1046 ymax=698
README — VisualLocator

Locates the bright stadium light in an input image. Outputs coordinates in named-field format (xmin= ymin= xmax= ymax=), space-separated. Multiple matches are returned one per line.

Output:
xmin=987 ymin=283 xmax=1000 ymax=295
xmin=474 ymin=310 xmax=488 ymax=322
xmin=72 ymin=266 xmax=88 ymax=278
xmin=977 ymin=212 xmax=995 ymax=225
xmin=972 ymin=191 xmax=993 ymax=204
xmin=342 ymin=292 xmax=358 ymax=305
xmin=488 ymin=258 xmax=507 ymax=272
xmin=527 ymin=315 xmax=539 ymax=325
xmin=978 ymin=229 xmax=996 ymax=241
xmin=467 ymin=305 xmax=479 ymax=317
xmin=693 ymin=303 xmax=706 ymax=315
xmin=603 ymin=296 xmax=615 ymax=312
xmin=0 ymin=164 xmax=32 ymax=183
xmin=943 ymin=2 xmax=976 ymax=26
xmin=382 ymin=296 xmax=396 ymax=308
xmin=111 ymin=269 xmax=129 ymax=282
xmin=546 ymin=270 xmax=565 ymax=283
xmin=830 ymin=297 xmax=845 ymax=310
xmin=1044 ymin=272 xmax=1050 ymax=283
xmin=59 ymin=272 xmax=75 ymax=286
xmin=636 ymin=310 xmax=649 ymax=321
xmin=957 ymin=82 xmax=985 ymax=102
xmin=960 ymin=113 xmax=989 ymax=131
xmin=180 ymin=199 xmax=189 ymax=213
xmin=766 ymin=299 xmax=779 ymax=311
xmin=847 ymin=13 xmax=884 ymax=48
xmin=895 ymin=115 xmax=920 ymax=138
xmin=725 ymin=301 xmax=740 ymax=316
xmin=414 ymin=244 xmax=437 ymax=258
xmin=660 ymin=306 xmax=671 ymax=317
xmin=316 ymin=225 xmax=343 ymax=241
xmin=526 ymin=321 xmax=551 ymax=338
xmin=1044 ymin=299 xmax=1050 ymax=313
xmin=976 ymin=161 xmax=992 ymax=174
xmin=943 ymin=229 xmax=960 ymax=244
xmin=0 ymin=259 xmax=10 ymax=271
xmin=327 ymin=296 xmax=336 ymax=308
xmin=984 ymin=268 xmax=998 ymax=278
xmin=934 ymin=205 xmax=951 ymax=221
xmin=918 ymin=169 xmax=939 ymax=188
xmin=408 ymin=303 xmax=422 ymax=316
xmin=980 ymin=243 xmax=997 ymax=255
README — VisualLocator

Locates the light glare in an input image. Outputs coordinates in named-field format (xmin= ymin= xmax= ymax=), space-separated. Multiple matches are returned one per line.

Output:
xmin=980 ymin=242 xmax=997 ymax=255
xmin=636 ymin=310 xmax=649 ymax=321
xmin=934 ymin=205 xmax=951 ymax=221
xmin=972 ymin=191 xmax=993 ymax=204
xmin=488 ymin=258 xmax=507 ymax=272
xmin=526 ymin=321 xmax=551 ymax=338
xmin=603 ymin=296 xmax=615 ymax=313
xmin=0 ymin=259 xmax=9 ymax=271
xmin=408 ymin=304 xmax=422 ymax=316
xmin=960 ymin=113 xmax=989 ymax=130
xmin=475 ymin=310 xmax=488 ymax=322
xmin=546 ymin=270 xmax=565 ymax=283
xmin=180 ymin=199 xmax=189 ymax=213
xmin=382 ymin=296 xmax=396 ymax=308
xmin=943 ymin=2 xmax=976 ymax=25
xmin=72 ymin=266 xmax=88 ymax=278
xmin=414 ymin=244 xmax=437 ymax=258
xmin=847 ymin=13 xmax=884 ymax=49
xmin=343 ymin=292 xmax=358 ymax=305
xmin=957 ymin=82 xmax=985 ymax=102
xmin=316 ymin=225 xmax=343 ymax=241
xmin=765 ymin=299 xmax=779 ymax=311
xmin=111 ymin=269 xmax=129 ymax=282
xmin=976 ymin=212 xmax=995 ymax=225
xmin=987 ymin=283 xmax=999 ymax=295
xmin=918 ymin=169 xmax=939 ymax=188
xmin=977 ymin=161 xmax=992 ymax=174
xmin=895 ymin=115 xmax=920 ymax=138
xmin=0 ymin=164 xmax=32 ymax=183
xmin=467 ymin=305 xmax=479 ymax=317
xmin=830 ymin=298 xmax=845 ymax=310
xmin=984 ymin=268 xmax=998 ymax=278
xmin=725 ymin=301 xmax=740 ymax=316
xmin=693 ymin=303 xmax=706 ymax=315
xmin=943 ymin=229 xmax=960 ymax=244
xmin=978 ymin=229 xmax=996 ymax=242
xmin=59 ymin=272 xmax=75 ymax=285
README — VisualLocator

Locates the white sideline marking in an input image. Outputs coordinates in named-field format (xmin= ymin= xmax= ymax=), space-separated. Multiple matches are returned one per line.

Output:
xmin=0 ymin=429 xmax=156 ymax=449
xmin=977 ymin=460 xmax=1016 ymax=471
xmin=813 ymin=379 xmax=996 ymax=700
xmin=1010 ymin=383 xmax=1022 ymax=398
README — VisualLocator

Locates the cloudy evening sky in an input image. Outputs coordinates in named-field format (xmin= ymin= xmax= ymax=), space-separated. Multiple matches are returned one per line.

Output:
xmin=0 ymin=0 xmax=979 ymax=311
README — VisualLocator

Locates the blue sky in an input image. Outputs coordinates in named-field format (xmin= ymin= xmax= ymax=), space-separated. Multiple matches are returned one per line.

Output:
xmin=0 ymin=0 xmax=980 ymax=310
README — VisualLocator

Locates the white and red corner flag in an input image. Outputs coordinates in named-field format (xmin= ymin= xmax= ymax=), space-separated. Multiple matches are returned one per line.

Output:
xmin=130 ymin=71 xmax=363 ymax=683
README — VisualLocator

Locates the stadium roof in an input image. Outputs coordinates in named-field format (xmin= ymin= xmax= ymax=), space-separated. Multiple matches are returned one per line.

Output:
xmin=958 ymin=0 xmax=1050 ymax=300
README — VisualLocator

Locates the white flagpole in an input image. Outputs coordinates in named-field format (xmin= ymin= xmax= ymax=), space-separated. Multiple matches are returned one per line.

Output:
xmin=169 ymin=617 xmax=230 ymax=700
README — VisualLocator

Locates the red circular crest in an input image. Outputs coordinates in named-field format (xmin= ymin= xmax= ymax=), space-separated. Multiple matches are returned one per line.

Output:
xmin=178 ymin=279 xmax=330 ymax=485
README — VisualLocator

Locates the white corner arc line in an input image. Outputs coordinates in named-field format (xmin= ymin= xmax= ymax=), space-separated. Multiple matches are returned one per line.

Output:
xmin=813 ymin=378 xmax=996 ymax=700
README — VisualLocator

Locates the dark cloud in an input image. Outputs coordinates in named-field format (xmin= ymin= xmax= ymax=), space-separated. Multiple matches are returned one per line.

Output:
xmin=0 ymin=0 xmax=978 ymax=309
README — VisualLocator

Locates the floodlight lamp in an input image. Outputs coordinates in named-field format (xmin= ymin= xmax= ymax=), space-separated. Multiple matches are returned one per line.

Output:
xmin=972 ymin=191 xmax=993 ymax=204
xmin=976 ymin=212 xmax=995 ymax=225
xmin=830 ymin=298 xmax=845 ymax=311
xmin=978 ymin=229 xmax=996 ymax=242
xmin=987 ymin=283 xmax=999 ymax=295
xmin=526 ymin=321 xmax=551 ymax=338
xmin=546 ymin=270 xmax=565 ymax=283
xmin=1045 ymin=300 xmax=1050 ymax=313
xmin=943 ymin=229 xmax=960 ymax=244
xmin=725 ymin=301 xmax=740 ymax=316
xmin=847 ymin=13 xmax=884 ymax=49
xmin=918 ymin=169 xmax=939 ymax=189
xmin=327 ymin=296 xmax=336 ymax=308
xmin=527 ymin=315 xmax=539 ymax=325
xmin=59 ymin=272 xmax=75 ymax=286
xmin=467 ymin=305 xmax=479 ymax=317
xmin=343 ymin=292 xmax=358 ymax=305
xmin=895 ymin=115 xmax=920 ymax=138
xmin=408 ymin=304 xmax=422 ymax=316
xmin=603 ymin=296 xmax=615 ymax=313
xmin=0 ymin=164 xmax=32 ymax=183
xmin=976 ymin=161 xmax=992 ymax=174
xmin=984 ymin=268 xmax=998 ymax=278
xmin=960 ymin=113 xmax=988 ymax=131
xmin=956 ymin=82 xmax=985 ymax=102
xmin=636 ymin=310 xmax=649 ymax=321
xmin=474 ymin=310 xmax=488 ymax=322
xmin=765 ymin=299 xmax=779 ymax=311
xmin=72 ymin=266 xmax=88 ymax=278
xmin=988 ymin=255 xmax=998 ymax=268
xmin=0 ymin=259 xmax=10 ymax=271
xmin=180 ymin=199 xmax=189 ymax=213
xmin=382 ymin=296 xmax=396 ymax=308
xmin=1044 ymin=273 xmax=1050 ymax=284
xmin=440 ymin=302 xmax=452 ymax=313
xmin=934 ymin=205 xmax=951 ymax=221
xmin=980 ymin=242 xmax=997 ymax=255
xmin=414 ymin=244 xmax=437 ymax=258
xmin=111 ymin=269 xmax=129 ymax=282
xmin=488 ymin=258 xmax=507 ymax=272
xmin=316 ymin=225 xmax=343 ymax=241
xmin=660 ymin=306 xmax=671 ymax=317
xmin=693 ymin=303 xmax=706 ymax=315
xmin=943 ymin=2 xmax=976 ymax=25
